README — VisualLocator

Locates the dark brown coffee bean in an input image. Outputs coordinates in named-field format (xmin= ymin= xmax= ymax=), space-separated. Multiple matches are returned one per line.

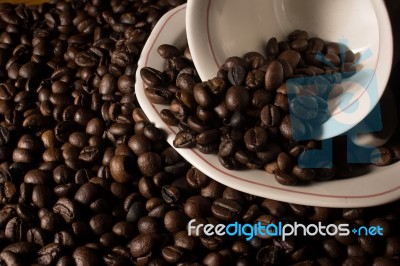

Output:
xmin=157 ymin=44 xmax=181 ymax=59
xmin=0 ymin=126 xmax=11 ymax=146
xmin=19 ymin=62 xmax=41 ymax=79
xmin=110 ymin=155 xmax=136 ymax=183
xmin=275 ymin=170 xmax=298 ymax=186
xmin=288 ymin=30 xmax=308 ymax=41
xmin=164 ymin=210 xmax=188 ymax=233
xmin=307 ymin=38 xmax=324 ymax=54
xmin=37 ymin=243 xmax=63 ymax=265
xmin=186 ymin=168 xmax=208 ymax=188
xmin=279 ymin=50 xmax=301 ymax=68
xmin=219 ymin=137 xmax=236 ymax=158
xmin=290 ymin=38 xmax=308 ymax=52
xmin=184 ymin=195 xmax=211 ymax=218
xmin=196 ymin=129 xmax=219 ymax=145
xmin=74 ymin=182 xmax=100 ymax=205
xmin=130 ymin=234 xmax=158 ymax=258
xmin=160 ymin=185 xmax=178 ymax=204
xmin=73 ymin=246 xmax=100 ymax=266
xmin=193 ymin=83 xmax=213 ymax=108
xmin=211 ymin=198 xmax=242 ymax=221
xmin=225 ymin=85 xmax=249 ymax=111
xmin=144 ymin=87 xmax=173 ymax=104
xmin=0 ymin=250 xmax=23 ymax=266
xmin=53 ymin=197 xmax=78 ymax=223
xmin=244 ymin=127 xmax=267 ymax=152
xmin=265 ymin=60 xmax=283 ymax=91
xmin=173 ymin=130 xmax=196 ymax=148
xmin=160 ymin=109 xmax=179 ymax=126
xmin=228 ymin=65 xmax=247 ymax=85
xmin=161 ymin=245 xmax=184 ymax=264
xmin=292 ymin=165 xmax=315 ymax=181
xmin=266 ymin=37 xmax=279 ymax=57
xmin=260 ymin=104 xmax=280 ymax=127
xmin=277 ymin=152 xmax=293 ymax=173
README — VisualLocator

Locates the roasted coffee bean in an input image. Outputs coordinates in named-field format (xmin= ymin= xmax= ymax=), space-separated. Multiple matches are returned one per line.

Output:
xmin=275 ymin=170 xmax=298 ymax=186
xmin=161 ymin=185 xmax=179 ymax=203
xmin=141 ymin=67 xmax=165 ymax=87
xmin=0 ymin=126 xmax=11 ymax=146
xmin=157 ymin=44 xmax=181 ymax=59
xmin=173 ymin=130 xmax=196 ymax=148
xmin=145 ymin=87 xmax=174 ymax=105
xmin=186 ymin=168 xmax=209 ymax=188
xmin=184 ymin=195 xmax=211 ymax=218
xmin=130 ymin=234 xmax=158 ymax=257
xmin=211 ymin=198 xmax=242 ymax=221
xmin=225 ymin=85 xmax=249 ymax=111
xmin=265 ymin=60 xmax=284 ymax=90
xmin=53 ymin=197 xmax=78 ymax=223
xmin=73 ymin=246 xmax=100 ymax=266
xmin=260 ymin=104 xmax=280 ymax=127
xmin=110 ymin=155 xmax=136 ymax=183
xmin=193 ymin=83 xmax=213 ymax=108
xmin=37 ymin=243 xmax=63 ymax=265
xmin=228 ymin=65 xmax=247 ymax=85
xmin=266 ymin=37 xmax=279 ymax=57
xmin=164 ymin=210 xmax=188 ymax=233
xmin=277 ymin=152 xmax=293 ymax=173
xmin=244 ymin=127 xmax=268 ymax=152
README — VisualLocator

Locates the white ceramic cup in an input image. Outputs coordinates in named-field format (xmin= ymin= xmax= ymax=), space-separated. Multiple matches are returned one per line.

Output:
xmin=186 ymin=0 xmax=393 ymax=139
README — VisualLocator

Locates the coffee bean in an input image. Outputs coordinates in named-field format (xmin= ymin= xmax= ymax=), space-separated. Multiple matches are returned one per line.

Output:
xmin=137 ymin=152 xmax=162 ymax=177
xmin=264 ymin=60 xmax=284 ymax=91
xmin=37 ymin=243 xmax=63 ymax=265
xmin=193 ymin=83 xmax=213 ymax=108
xmin=0 ymin=126 xmax=11 ymax=146
xmin=244 ymin=127 xmax=268 ymax=152
xmin=184 ymin=195 xmax=211 ymax=218
xmin=130 ymin=234 xmax=158 ymax=257
xmin=278 ymin=50 xmax=301 ymax=68
xmin=225 ymin=85 xmax=249 ymax=111
xmin=266 ymin=37 xmax=279 ymax=57
xmin=228 ymin=65 xmax=247 ymax=85
xmin=277 ymin=152 xmax=293 ymax=173
xmin=275 ymin=170 xmax=298 ymax=186
xmin=53 ymin=197 xmax=78 ymax=223
xmin=162 ymin=245 xmax=184 ymax=263
xmin=73 ymin=246 xmax=100 ymax=266
xmin=260 ymin=104 xmax=280 ymax=127
xmin=74 ymin=182 xmax=100 ymax=205
xmin=157 ymin=44 xmax=181 ymax=59
xmin=164 ymin=210 xmax=188 ymax=233
xmin=0 ymin=249 xmax=24 ymax=265
xmin=173 ymin=130 xmax=196 ymax=148
xmin=211 ymin=198 xmax=242 ymax=221
xmin=110 ymin=155 xmax=136 ymax=183
xmin=292 ymin=165 xmax=315 ymax=181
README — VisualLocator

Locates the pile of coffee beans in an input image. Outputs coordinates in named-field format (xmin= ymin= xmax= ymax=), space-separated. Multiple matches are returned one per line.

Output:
xmin=141 ymin=37 xmax=400 ymax=186
xmin=0 ymin=0 xmax=399 ymax=265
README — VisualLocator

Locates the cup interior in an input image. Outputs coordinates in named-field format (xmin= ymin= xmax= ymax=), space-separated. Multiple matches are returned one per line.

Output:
xmin=186 ymin=0 xmax=393 ymax=139
xmin=207 ymin=0 xmax=378 ymax=70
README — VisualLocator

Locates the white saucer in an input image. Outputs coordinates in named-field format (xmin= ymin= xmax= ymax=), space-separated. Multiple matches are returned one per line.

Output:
xmin=135 ymin=4 xmax=400 ymax=208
